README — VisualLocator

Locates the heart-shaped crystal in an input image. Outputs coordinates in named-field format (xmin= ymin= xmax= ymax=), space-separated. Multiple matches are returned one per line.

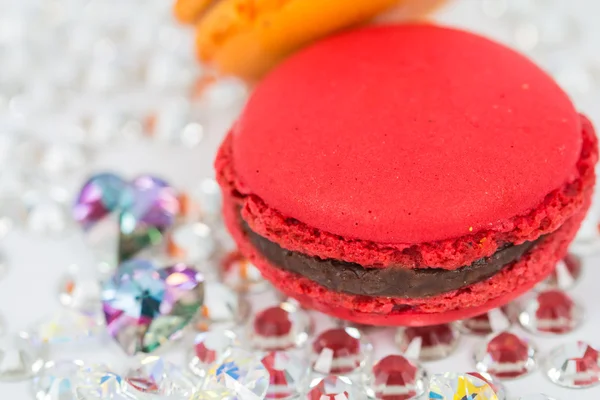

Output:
xmin=102 ymin=260 xmax=204 ymax=355
xmin=73 ymin=173 xmax=180 ymax=262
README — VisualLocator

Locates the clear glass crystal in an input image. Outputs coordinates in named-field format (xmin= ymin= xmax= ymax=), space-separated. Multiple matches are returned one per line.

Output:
xmin=543 ymin=341 xmax=600 ymax=388
xmin=167 ymin=222 xmax=216 ymax=262
xmin=310 ymin=327 xmax=373 ymax=375
xmin=125 ymin=355 xmax=198 ymax=397
xmin=428 ymin=372 xmax=504 ymax=400
xmin=221 ymin=251 xmax=267 ymax=294
xmin=31 ymin=359 xmax=85 ymax=400
xmin=247 ymin=301 xmax=312 ymax=351
xmin=474 ymin=331 xmax=537 ymax=379
xmin=365 ymin=354 xmax=428 ymax=400
xmin=261 ymin=351 xmax=309 ymax=399
xmin=188 ymin=329 xmax=239 ymax=378
xmin=33 ymin=309 xmax=105 ymax=346
xmin=518 ymin=290 xmax=583 ymax=335
xmin=396 ymin=324 xmax=460 ymax=361
xmin=194 ymin=282 xmax=249 ymax=332
xmin=307 ymin=375 xmax=362 ymax=399
xmin=0 ymin=331 xmax=46 ymax=382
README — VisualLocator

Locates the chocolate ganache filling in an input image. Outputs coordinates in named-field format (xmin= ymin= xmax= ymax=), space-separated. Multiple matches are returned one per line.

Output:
xmin=240 ymin=217 xmax=542 ymax=298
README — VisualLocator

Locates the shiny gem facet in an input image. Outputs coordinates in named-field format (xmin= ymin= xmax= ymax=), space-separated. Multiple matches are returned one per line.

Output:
xmin=396 ymin=324 xmax=460 ymax=361
xmin=32 ymin=359 xmax=85 ymax=400
xmin=248 ymin=302 xmax=312 ymax=351
xmin=194 ymin=282 xmax=248 ymax=332
xmin=474 ymin=331 xmax=537 ymax=379
xmin=221 ymin=251 xmax=267 ymax=293
xmin=457 ymin=309 xmax=512 ymax=336
xmin=428 ymin=372 xmax=501 ymax=400
xmin=102 ymin=260 xmax=204 ymax=355
xmin=167 ymin=222 xmax=216 ymax=262
xmin=518 ymin=289 xmax=583 ymax=334
xmin=73 ymin=173 xmax=127 ymax=229
xmin=188 ymin=329 xmax=238 ymax=378
xmin=261 ymin=351 xmax=309 ymax=399
xmin=367 ymin=354 xmax=428 ymax=400
xmin=311 ymin=327 xmax=372 ymax=375
xmin=0 ymin=332 xmax=46 ymax=382
xmin=543 ymin=341 xmax=600 ymax=388
xmin=307 ymin=375 xmax=360 ymax=400
xmin=202 ymin=348 xmax=270 ymax=399
xmin=125 ymin=355 xmax=198 ymax=396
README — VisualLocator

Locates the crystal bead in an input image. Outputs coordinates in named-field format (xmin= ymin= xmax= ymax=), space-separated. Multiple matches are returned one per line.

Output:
xmin=366 ymin=354 xmax=428 ymax=400
xmin=0 ymin=331 xmax=46 ymax=381
xmin=457 ymin=309 xmax=512 ymax=336
xmin=202 ymin=348 xmax=270 ymax=399
xmin=125 ymin=355 xmax=198 ymax=396
xmin=395 ymin=324 xmax=460 ymax=361
xmin=102 ymin=260 xmax=204 ymax=355
xmin=188 ymin=329 xmax=238 ymax=378
xmin=518 ymin=290 xmax=583 ymax=334
xmin=474 ymin=331 xmax=537 ymax=379
xmin=428 ymin=372 xmax=503 ymax=400
xmin=194 ymin=282 xmax=249 ymax=332
xmin=73 ymin=173 xmax=127 ymax=229
xmin=543 ymin=341 xmax=600 ymax=388
xmin=33 ymin=309 xmax=104 ymax=346
xmin=221 ymin=251 xmax=267 ymax=294
xmin=167 ymin=222 xmax=216 ymax=262
xmin=537 ymin=254 xmax=582 ymax=291
xmin=32 ymin=359 xmax=85 ymax=400
xmin=261 ymin=351 xmax=309 ymax=399
xmin=307 ymin=375 xmax=361 ymax=400
xmin=311 ymin=327 xmax=373 ymax=375
xmin=247 ymin=302 xmax=312 ymax=351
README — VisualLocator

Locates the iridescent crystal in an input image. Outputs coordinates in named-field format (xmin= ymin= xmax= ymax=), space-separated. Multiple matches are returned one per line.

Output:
xmin=32 ymin=359 xmax=85 ymax=400
xmin=311 ymin=327 xmax=372 ymax=375
xmin=102 ymin=260 xmax=204 ymax=354
xmin=428 ymin=372 xmax=502 ymax=400
xmin=396 ymin=324 xmax=460 ymax=361
xmin=307 ymin=375 xmax=361 ymax=400
xmin=167 ymin=222 xmax=216 ymax=262
xmin=248 ymin=302 xmax=312 ymax=351
xmin=0 ymin=332 xmax=46 ymax=381
xmin=537 ymin=254 xmax=582 ymax=290
xmin=261 ymin=351 xmax=309 ymax=399
xmin=194 ymin=282 xmax=248 ymax=332
xmin=543 ymin=341 xmax=600 ymax=388
xmin=188 ymin=329 xmax=238 ymax=378
xmin=73 ymin=173 xmax=127 ymax=229
xmin=474 ymin=331 xmax=537 ymax=379
xmin=75 ymin=369 xmax=132 ymax=399
xmin=202 ymin=348 xmax=269 ymax=399
xmin=57 ymin=271 xmax=102 ymax=314
xmin=221 ymin=251 xmax=267 ymax=293
xmin=366 ymin=354 xmax=428 ymax=400
xmin=125 ymin=355 xmax=198 ymax=397
xmin=518 ymin=289 xmax=583 ymax=334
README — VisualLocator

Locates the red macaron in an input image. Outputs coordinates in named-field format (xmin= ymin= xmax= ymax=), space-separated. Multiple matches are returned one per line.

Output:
xmin=216 ymin=24 xmax=598 ymax=326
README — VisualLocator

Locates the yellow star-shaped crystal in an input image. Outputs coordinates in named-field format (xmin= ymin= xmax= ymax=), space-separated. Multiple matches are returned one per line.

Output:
xmin=454 ymin=375 xmax=499 ymax=400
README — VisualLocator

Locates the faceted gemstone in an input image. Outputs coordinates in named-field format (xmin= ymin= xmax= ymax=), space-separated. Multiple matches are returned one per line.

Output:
xmin=248 ymin=302 xmax=312 ymax=351
xmin=457 ymin=309 xmax=512 ymax=336
xmin=543 ymin=341 xmax=600 ymax=388
xmin=261 ymin=351 xmax=309 ymax=399
xmin=167 ymin=222 xmax=216 ymax=262
xmin=194 ymin=282 xmax=249 ymax=332
xmin=190 ymin=388 xmax=236 ymax=400
xmin=396 ymin=324 xmax=460 ymax=361
xmin=307 ymin=375 xmax=360 ymax=400
xmin=125 ymin=355 xmax=198 ymax=397
xmin=34 ymin=309 xmax=104 ymax=345
xmin=202 ymin=348 xmax=270 ymax=399
xmin=0 ymin=332 xmax=46 ymax=381
xmin=518 ymin=290 xmax=583 ymax=334
xmin=32 ymin=359 xmax=85 ymax=400
xmin=466 ymin=372 xmax=506 ymax=400
xmin=366 ymin=354 xmax=427 ymax=400
xmin=75 ymin=369 xmax=131 ymax=399
xmin=428 ymin=372 xmax=502 ymax=400
xmin=102 ymin=260 xmax=204 ymax=355
xmin=474 ymin=331 xmax=537 ymax=379
xmin=311 ymin=327 xmax=372 ymax=374
xmin=73 ymin=173 xmax=127 ymax=229
xmin=538 ymin=254 xmax=582 ymax=290
xmin=188 ymin=329 xmax=238 ymax=378
xmin=221 ymin=251 xmax=267 ymax=293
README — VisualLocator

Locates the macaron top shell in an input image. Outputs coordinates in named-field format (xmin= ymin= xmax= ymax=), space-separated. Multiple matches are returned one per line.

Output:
xmin=232 ymin=24 xmax=582 ymax=244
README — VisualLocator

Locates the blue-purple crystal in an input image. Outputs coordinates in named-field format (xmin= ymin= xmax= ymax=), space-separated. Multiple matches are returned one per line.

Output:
xmin=73 ymin=173 xmax=127 ymax=229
